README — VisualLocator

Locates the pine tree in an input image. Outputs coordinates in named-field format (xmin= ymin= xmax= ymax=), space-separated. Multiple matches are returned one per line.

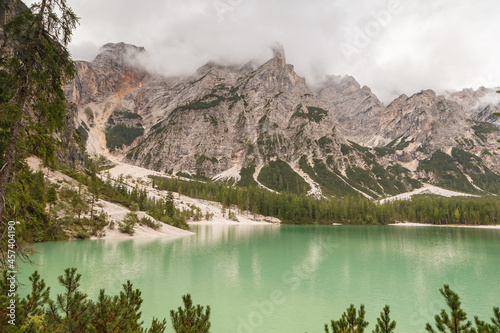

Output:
xmin=45 ymin=268 xmax=91 ymax=332
xmin=426 ymin=285 xmax=472 ymax=333
xmin=373 ymin=305 xmax=396 ymax=333
xmin=0 ymin=0 xmax=78 ymax=265
xmin=170 ymin=294 xmax=211 ymax=333
xmin=472 ymin=307 xmax=500 ymax=333
xmin=325 ymin=304 xmax=369 ymax=333
xmin=47 ymin=185 xmax=57 ymax=208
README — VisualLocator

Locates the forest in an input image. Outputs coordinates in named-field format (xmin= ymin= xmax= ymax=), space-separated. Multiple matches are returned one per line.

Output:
xmin=150 ymin=175 xmax=500 ymax=226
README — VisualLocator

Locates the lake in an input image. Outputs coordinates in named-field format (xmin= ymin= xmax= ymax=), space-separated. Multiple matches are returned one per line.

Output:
xmin=18 ymin=224 xmax=500 ymax=332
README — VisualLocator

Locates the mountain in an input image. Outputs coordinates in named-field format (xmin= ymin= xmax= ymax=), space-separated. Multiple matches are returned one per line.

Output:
xmin=66 ymin=43 xmax=500 ymax=198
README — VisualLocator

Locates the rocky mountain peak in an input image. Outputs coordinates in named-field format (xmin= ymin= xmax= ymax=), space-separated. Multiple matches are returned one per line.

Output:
xmin=271 ymin=43 xmax=286 ymax=66
xmin=100 ymin=42 xmax=146 ymax=55
xmin=67 ymin=41 xmax=500 ymax=199
xmin=341 ymin=75 xmax=361 ymax=89
xmin=417 ymin=89 xmax=437 ymax=98
xmin=92 ymin=42 xmax=146 ymax=72
xmin=260 ymin=43 xmax=287 ymax=69
xmin=65 ymin=43 xmax=148 ymax=105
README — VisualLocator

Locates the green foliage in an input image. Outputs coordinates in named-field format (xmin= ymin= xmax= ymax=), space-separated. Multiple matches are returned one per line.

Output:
xmin=373 ymin=306 xmax=396 ymax=333
xmin=150 ymin=173 xmax=500 ymax=225
xmin=118 ymin=212 xmax=138 ymax=235
xmin=371 ymin=163 xmax=420 ymax=196
xmin=139 ymin=216 xmax=161 ymax=230
xmin=177 ymin=172 xmax=193 ymax=179
xmin=417 ymin=144 xmax=431 ymax=154
xmin=387 ymin=136 xmax=413 ymax=150
xmin=84 ymin=107 xmax=94 ymax=121
xmin=425 ymin=285 xmax=472 ymax=333
xmin=1 ymin=164 xmax=63 ymax=253
xmin=237 ymin=165 xmax=258 ymax=187
xmin=472 ymin=121 xmax=499 ymax=142
xmin=0 ymin=0 xmax=80 ymax=233
xmin=346 ymin=166 xmax=382 ymax=195
xmin=472 ymin=307 xmax=500 ymax=333
xmin=257 ymin=159 xmax=311 ymax=194
xmin=292 ymin=106 xmax=328 ymax=123
xmin=105 ymin=124 xmax=144 ymax=151
xmin=415 ymin=148 xmax=500 ymax=195
xmin=320 ymin=286 xmax=497 ymax=332
xmin=299 ymin=156 xmax=359 ymax=197
xmin=170 ymin=294 xmax=211 ymax=333
xmin=76 ymin=124 xmax=89 ymax=149
xmin=46 ymin=268 xmax=90 ymax=331
xmin=451 ymin=148 xmax=500 ymax=194
xmin=145 ymin=191 xmax=189 ymax=229
xmin=176 ymin=94 xmax=225 ymax=111
xmin=341 ymin=143 xmax=354 ymax=155
xmin=46 ymin=185 xmax=57 ymax=206
xmin=386 ymin=136 xmax=401 ymax=148
xmin=195 ymin=154 xmax=218 ymax=166
xmin=113 ymin=106 xmax=142 ymax=119
xmin=3 ymin=270 xmax=499 ymax=333
xmin=374 ymin=146 xmax=396 ymax=157
xmin=325 ymin=304 xmax=369 ymax=333
xmin=452 ymin=148 xmax=482 ymax=173
xmin=318 ymin=136 xmax=334 ymax=153
xmin=349 ymin=140 xmax=373 ymax=155
xmin=0 ymin=268 xmax=168 ymax=332
xmin=205 ymin=114 xmax=218 ymax=126
xmin=257 ymin=132 xmax=282 ymax=159
xmin=418 ymin=150 xmax=478 ymax=193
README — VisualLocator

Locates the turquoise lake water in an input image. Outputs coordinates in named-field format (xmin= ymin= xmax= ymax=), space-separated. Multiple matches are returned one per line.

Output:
xmin=18 ymin=224 xmax=500 ymax=332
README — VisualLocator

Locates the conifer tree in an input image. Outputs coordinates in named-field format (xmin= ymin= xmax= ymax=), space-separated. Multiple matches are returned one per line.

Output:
xmin=45 ymin=268 xmax=91 ymax=331
xmin=170 ymin=294 xmax=211 ymax=333
xmin=426 ymin=284 xmax=472 ymax=333
xmin=46 ymin=185 xmax=57 ymax=208
xmin=373 ymin=305 xmax=396 ymax=333
xmin=325 ymin=304 xmax=369 ymax=333
xmin=472 ymin=307 xmax=500 ymax=333
xmin=0 ymin=0 xmax=78 ymax=265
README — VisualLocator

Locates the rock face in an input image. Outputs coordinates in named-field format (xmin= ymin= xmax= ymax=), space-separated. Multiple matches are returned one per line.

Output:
xmin=66 ymin=43 xmax=500 ymax=198
xmin=317 ymin=75 xmax=386 ymax=145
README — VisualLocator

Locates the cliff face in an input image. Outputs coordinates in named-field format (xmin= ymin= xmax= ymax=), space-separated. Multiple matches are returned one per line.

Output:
xmin=66 ymin=43 xmax=500 ymax=198
xmin=317 ymin=75 xmax=386 ymax=145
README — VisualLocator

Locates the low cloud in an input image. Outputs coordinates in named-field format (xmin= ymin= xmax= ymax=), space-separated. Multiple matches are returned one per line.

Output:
xmin=26 ymin=0 xmax=500 ymax=103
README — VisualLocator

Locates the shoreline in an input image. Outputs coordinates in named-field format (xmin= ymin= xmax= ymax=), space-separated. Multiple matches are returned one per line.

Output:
xmin=389 ymin=222 xmax=500 ymax=229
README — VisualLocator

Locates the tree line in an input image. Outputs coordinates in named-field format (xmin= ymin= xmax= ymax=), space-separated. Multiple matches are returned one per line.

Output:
xmin=150 ymin=176 xmax=500 ymax=226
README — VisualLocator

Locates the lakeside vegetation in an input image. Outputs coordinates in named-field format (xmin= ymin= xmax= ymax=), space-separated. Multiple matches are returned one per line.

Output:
xmin=0 ymin=268 xmax=210 ymax=332
xmin=0 ymin=269 xmax=498 ymax=332
xmin=150 ymin=175 xmax=500 ymax=226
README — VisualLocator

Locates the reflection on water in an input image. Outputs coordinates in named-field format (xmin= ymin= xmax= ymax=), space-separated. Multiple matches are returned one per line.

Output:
xmin=19 ymin=225 xmax=500 ymax=333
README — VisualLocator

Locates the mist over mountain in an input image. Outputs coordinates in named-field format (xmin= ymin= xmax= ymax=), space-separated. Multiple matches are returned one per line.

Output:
xmin=21 ymin=0 xmax=499 ymax=104
xmin=66 ymin=43 xmax=500 ymax=199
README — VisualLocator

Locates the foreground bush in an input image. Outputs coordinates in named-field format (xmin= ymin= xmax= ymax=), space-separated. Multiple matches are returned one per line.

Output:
xmin=323 ymin=285 xmax=499 ymax=333
xmin=0 ymin=268 xmax=211 ymax=333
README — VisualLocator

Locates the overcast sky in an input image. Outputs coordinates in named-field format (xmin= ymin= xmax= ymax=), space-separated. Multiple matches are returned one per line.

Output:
xmin=27 ymin=0 xmax=500 ymax=102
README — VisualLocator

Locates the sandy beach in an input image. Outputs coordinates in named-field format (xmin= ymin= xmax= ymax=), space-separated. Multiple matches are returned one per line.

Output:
xmin=389 ymin=222 xmax=500 ymax=229
xmin=379 ymin=184 xmax=479 ymax=204
xmin=26 ymin=156 xmax=279 ymax=241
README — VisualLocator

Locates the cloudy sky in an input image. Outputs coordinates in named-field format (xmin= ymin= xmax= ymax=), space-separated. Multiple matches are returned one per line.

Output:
xmin=27 ymin=0 xmax=500 ymax=102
